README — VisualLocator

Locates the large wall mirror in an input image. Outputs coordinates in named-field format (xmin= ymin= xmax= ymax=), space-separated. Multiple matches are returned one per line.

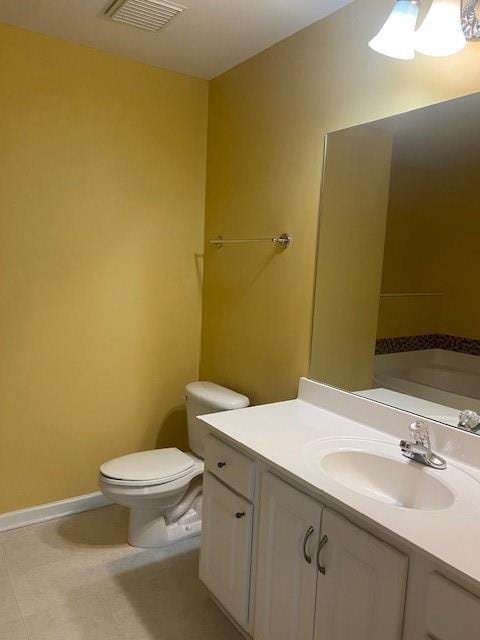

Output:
xmin=310 ymin=92 xmax=480 ymax=435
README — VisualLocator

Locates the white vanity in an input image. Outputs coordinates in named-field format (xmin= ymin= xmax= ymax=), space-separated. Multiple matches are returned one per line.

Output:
xmin=198 ymin=378 xmax=480 ymax=640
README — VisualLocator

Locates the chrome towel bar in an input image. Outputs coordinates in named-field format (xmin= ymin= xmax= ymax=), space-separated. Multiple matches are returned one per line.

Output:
xmin=380 ymin=292 xmax=445 ymax=298
xmin=209 ymin=233 xmax=291 ymax=249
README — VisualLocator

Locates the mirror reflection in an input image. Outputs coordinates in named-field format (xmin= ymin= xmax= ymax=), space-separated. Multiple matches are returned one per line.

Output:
xmin=311 ymin=92 xmax=480 ymax=434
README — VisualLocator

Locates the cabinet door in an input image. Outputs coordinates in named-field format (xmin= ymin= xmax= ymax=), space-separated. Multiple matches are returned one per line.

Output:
xmin=254 ymin=472 xmax=323 ymax=640
xmin=424 ymin=572 xmax=480 ymax=640
xmin=199 ymin=472 xmax=253 ymax=626
xmin=314 ymin=509 xmax=407 ymax=640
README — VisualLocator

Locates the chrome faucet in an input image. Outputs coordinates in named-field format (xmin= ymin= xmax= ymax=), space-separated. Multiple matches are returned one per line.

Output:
xmin=458 ymin=410 xmax=480 ymax=433
xmin=400 ymin=421 xmax=447 ymax=470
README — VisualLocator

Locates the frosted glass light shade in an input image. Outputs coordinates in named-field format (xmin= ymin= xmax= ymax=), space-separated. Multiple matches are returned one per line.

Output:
xmin=369 ymin=0 xmax=420 ymax=60
xmin=415 ymin=0 xmax=466 ymax=56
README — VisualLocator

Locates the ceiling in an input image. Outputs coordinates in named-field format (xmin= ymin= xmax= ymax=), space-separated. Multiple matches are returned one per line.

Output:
xmin=0 ymin=0 xmax=354 ymax=79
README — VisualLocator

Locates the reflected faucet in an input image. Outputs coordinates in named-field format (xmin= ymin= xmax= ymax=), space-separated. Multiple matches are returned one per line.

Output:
xmin=458 ymin=410 xmax=480 ymax=433
xmin=400 ymin=421 xmax=447 ymax=470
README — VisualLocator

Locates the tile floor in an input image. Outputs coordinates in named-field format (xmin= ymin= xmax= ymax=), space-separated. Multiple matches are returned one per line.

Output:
xmin=0 ymin=505 xmax=243 ymax=639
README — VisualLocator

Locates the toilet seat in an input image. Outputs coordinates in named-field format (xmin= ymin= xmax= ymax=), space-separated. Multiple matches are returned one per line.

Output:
xmin=100 ymin=448 xmax=196 ymax=487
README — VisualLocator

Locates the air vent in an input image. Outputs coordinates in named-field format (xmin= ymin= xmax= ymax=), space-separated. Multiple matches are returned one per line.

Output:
xmin=104 ymin=0 xmax=185 ymax=32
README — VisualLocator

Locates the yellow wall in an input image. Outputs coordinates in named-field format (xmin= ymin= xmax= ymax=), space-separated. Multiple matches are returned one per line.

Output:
xmin=377 ymin=295 xmax=443 ymax=338
xmin=379 ymin=163 xmax=446 ymax=338
xmin=200 ymin=0 xmax=480 ymax=403
xmin=379 ymin=162 xmax=480 ymax=339
xmin=0 ymin=24 xmax=208 ymax=513
xmin=310 ymin=126 xmax=392 ymax=391
xmin=3 ymin=0 xmax=480 ymax=513
xmin=439 ymin=164 xmax=480 ymax=339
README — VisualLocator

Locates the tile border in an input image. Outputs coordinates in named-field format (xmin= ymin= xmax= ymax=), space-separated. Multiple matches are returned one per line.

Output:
xmin=376 ymin=334 xmax=480 ymax=356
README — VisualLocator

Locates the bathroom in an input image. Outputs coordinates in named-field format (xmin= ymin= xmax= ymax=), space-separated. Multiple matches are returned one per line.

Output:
xmin=0 ymin=0 xmax=480 ymax=638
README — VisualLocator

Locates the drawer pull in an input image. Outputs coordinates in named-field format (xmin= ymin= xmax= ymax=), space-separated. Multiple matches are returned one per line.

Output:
xmin=217 ymin=461 xmax=227 ymax=468
xmin=302 ymin=526 xmax=315 ymax=564
xmin=235 ymin=511 xmax=246 ymax=519
xmin=317 ymin=534 xmax=328 ymax=575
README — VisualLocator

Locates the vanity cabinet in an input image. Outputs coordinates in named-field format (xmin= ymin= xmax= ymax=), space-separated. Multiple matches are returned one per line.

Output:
xmin=423 ymin=573 xmax=480 ymax=640
xmin=314 ymin=508 xmax=407 ymax=640
xmin=199 ymin=472 xmax=253 ymax=626
xmin=254 ymin=472 xmax=322 ymax=640
xmin=254 ymin=473 xmax=407 ymax=640
xmin=200 ymin=435 xmax=479 ymax=640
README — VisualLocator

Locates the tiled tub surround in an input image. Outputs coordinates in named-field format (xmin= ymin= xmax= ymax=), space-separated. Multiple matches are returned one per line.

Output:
xmin=376 ymin=334 xmax=480 ymax=356
xmin=0 ymin=506 xmax=241 ymax=640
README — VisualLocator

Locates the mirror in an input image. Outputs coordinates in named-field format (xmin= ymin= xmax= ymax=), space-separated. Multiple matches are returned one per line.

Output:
xmin=310 ymin=92 xmax=480 ymax=435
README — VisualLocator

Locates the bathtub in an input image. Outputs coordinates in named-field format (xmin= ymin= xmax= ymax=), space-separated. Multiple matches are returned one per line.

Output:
xmin=371 ymin=349 xmax=480 ymax=418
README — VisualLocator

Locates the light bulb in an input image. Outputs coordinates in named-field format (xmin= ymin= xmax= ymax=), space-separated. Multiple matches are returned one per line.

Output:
xmin=415 ymin=0 xmax=466 ymax=56
xmin=369 ymin=0 xmax=420 ymax=60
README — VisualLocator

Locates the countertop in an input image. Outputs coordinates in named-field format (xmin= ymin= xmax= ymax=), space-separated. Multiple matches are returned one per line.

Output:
xmin=200 ymin=383 xmax=480 ymax=586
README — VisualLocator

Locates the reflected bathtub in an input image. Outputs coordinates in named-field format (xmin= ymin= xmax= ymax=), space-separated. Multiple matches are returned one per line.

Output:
xmin=373 ymin=349 xmax=480 ymax=415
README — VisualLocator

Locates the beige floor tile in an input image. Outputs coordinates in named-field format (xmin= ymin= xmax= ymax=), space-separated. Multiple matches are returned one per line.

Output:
xmin=0 ymin=549 xmax=22 ymax=624
xmin=53 ymin=505 xmax=129 ymax=551
xmin=101 ymin=537 xmax=200 ymax=584
xmin=0 ymin=574 xmax=23 ymax=625
xmin=2 ymin=529 xmax=74 ymax=577
xmin=25 ymin=597 xmax=123 ymax=640
xmin=102 ymin=545 xmax=242 ymax=639
xmin=0 ymin=619 xmax=29 ymax=640
xmin=3 ymin=506 xmax=130 ymax=576
xmin=10 ymin=555 xmax=109 ymax=618
xmin=1 ymin=506 xmax=242 ymax=640
xmin=0 ymin=520 xmax=42 ymax=544
xmin=105 ymin=582 xmax=243 ymax=640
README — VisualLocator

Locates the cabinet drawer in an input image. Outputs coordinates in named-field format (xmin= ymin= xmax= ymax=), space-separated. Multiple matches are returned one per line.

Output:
xmin=425 ymin=573 xmax=480 ymax=640
xmin=204 ymin=435 xmax=255 ymax=500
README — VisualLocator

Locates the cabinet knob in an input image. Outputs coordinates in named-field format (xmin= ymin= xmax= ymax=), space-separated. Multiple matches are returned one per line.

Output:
xmin=235 ymin=512 xmax=246 ymax=519
xmin=217 ymin=461 xmax=227 ymax=468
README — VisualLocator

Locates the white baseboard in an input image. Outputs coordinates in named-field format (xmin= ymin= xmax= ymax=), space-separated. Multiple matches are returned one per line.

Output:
xmin=0 ymin=492 xmax=113 ymax=533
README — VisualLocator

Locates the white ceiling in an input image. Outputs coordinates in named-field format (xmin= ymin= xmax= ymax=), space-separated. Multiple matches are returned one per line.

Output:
xmin=0 ymin=0 xmax=354 ymax=79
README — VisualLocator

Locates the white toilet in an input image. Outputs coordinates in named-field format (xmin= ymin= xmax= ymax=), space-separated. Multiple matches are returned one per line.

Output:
xmin=99 ymin=381 xmax=249 ymax=548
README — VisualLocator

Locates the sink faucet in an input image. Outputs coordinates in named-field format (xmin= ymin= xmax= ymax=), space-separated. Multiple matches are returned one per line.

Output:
xmin=400 ymin=421 xmax=447 ymax=470
xmin=458 ymin=410 xmax=480 ymax=433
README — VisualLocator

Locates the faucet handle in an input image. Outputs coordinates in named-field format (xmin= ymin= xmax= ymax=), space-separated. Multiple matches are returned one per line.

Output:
xmin=409 ymin=421 xmax=430 ymax=448
xmin=458 ymin=410 xmax=480 ymax=430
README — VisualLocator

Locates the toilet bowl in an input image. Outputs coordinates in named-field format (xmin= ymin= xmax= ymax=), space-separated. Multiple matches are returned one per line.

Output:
xmin=99 ymin=382 xmax=249 ymax=548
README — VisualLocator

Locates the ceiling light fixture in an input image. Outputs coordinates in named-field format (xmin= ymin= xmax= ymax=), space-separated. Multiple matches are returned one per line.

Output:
xmin=369 ymin=0 xmax=420 ymax=59
xmin=462 ymin=0 xmax=480 ymax=39
xmin=415 ymin=0 xmax=466 ymax=55
xmin=370 ymin=0 xmax=467 ymax=59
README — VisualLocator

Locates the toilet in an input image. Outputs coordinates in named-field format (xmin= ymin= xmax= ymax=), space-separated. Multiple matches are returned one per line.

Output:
xmin=99 ymin=382 xmax=249 ymax=548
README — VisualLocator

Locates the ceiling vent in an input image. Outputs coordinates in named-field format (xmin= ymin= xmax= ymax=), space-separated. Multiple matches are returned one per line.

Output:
xmin=104 ymin=0 xmax=185 ymax=32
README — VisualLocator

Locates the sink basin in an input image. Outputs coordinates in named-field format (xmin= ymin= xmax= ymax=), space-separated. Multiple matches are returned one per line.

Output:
xmin=320 ymin=449 xmax=455 ymax=511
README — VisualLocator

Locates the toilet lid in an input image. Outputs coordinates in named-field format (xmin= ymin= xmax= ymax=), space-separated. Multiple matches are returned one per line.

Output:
xmin=100 ymin=448 xmax=194 ymax=483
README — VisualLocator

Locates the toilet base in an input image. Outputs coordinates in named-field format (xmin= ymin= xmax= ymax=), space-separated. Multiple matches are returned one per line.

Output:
xmin=128 ymin=505 xmax=202 ymax=548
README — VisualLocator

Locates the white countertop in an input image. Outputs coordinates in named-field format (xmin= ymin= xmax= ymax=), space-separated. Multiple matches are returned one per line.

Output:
xmin=200 ymin=380 xmax=480 ymax=586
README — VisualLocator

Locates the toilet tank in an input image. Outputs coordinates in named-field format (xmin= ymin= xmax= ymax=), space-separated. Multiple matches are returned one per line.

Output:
xmin=185 ymin=382 xmax=250 ymax=458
